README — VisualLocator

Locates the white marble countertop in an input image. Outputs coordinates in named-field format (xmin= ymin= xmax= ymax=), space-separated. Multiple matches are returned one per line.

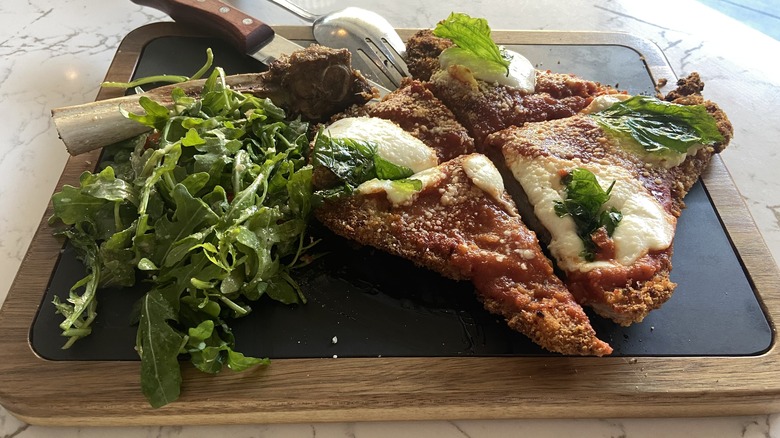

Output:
xmin=1 ymin=0 xmax=779 ymax=436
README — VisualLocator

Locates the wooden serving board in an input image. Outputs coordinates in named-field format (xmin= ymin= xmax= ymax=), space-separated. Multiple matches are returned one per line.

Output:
xmin=0 ymin=23 xmax=778 ymax=426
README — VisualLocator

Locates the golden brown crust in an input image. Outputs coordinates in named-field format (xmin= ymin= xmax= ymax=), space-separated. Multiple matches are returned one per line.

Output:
xmin=405 ymin=29 xmax=454 ymax=81
xmin=316 ymin=155 xmax=612 ymax=356
xmin=583 ymin=268 xmax=676 ymax=327
xmin=336 ymin=79 xmax=475 ymax=162
xmin=480 ymin=281 xmax=614 ymax=356
xmin=567 ymin=250 xmax=676 ymax=326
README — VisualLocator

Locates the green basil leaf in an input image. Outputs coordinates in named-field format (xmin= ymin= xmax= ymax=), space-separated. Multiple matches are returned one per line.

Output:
xmin=600 ymin=208 xmax=623 ymax=236
xmin=312 ymin=134 xmax=378 ymax=187
xmin=590 ymin=95 xmax=725 ymax=155
xmin=554 ymin=168 xmax=622 ymax=261
xmin=312 ymin=134 xmax=416 ymax=194
xmin=375 ymin=155 xmax=414 ymax=180
xmin=432 ymin=12 xmax=510 ymax=76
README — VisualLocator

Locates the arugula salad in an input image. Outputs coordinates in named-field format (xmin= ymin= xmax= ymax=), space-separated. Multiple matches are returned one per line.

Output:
xmin=49 ymin=66 xmax=317 ymax=408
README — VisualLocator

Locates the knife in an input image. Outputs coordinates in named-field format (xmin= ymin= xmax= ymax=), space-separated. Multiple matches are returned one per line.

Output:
xmin=131 ymin=0 xmax=390 ymax=95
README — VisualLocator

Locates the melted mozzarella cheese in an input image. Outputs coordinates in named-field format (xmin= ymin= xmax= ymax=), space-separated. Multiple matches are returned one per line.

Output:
xmin=462 ymin=154 xmax=505 ymax=203
xmin=438 ymin=48 xmax=536 ymax=93
xmin=485 ymin=49 xmax=536 ymax=92
xmin=324 ymin=117 xmax=438 ymax=173
xmin=580 ymin=93 xmax=632 ymax=114
xmin=506 ymin=152 xmax=676 ymax=272
xmin=356 ymin=155 xmax=508 ymax=208
xmin=623 ymin=141 xmax=706 ymax=169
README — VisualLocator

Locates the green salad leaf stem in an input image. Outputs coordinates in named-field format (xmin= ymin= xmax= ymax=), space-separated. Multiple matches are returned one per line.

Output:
xmin=102 ymin=48 xmax=215 ymax=89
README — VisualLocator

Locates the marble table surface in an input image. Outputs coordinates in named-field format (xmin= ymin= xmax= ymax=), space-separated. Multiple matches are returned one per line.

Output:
xmin=1 ymin=0 xmax=778 ymax=436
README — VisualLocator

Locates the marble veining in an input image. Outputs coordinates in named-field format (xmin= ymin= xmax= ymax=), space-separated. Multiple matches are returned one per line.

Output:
xmin=1 ymin=0 xmax=780 ymax=436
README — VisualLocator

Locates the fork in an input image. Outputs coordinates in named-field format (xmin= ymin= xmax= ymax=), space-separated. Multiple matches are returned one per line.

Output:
xmin=265 ymin=0 xmax=410 ymax=89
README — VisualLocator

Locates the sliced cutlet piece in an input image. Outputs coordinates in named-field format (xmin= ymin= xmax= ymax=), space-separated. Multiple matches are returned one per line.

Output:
xmin=404 ymin=29 xmax=618 ymax=148
xmin=315 ymin=153 xmax=612 ymax=356
xmin=487 ymin=73 xmax=733 ymax=325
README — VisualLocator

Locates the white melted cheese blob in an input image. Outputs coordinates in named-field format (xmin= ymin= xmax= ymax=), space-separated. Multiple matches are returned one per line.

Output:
xmin=580 ymin=93 xmax=632 ymax=114
xmin=439 ymin=48 xmax=536 ymax=93
xmin=324 ymin=117 xmax=438 ymax=173
xmin=357 ymin=154 xmax=507 ymax=208
xmin=462 ymin=154 xmax=505 ymax=203
xmin=506 ymin=153 xmax=676 ymax=272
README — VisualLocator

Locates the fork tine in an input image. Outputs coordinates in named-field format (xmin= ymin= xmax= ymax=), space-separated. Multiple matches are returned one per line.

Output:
xmin=355 ymin=45 xmax=404 ymax=88
xmin=368 ymin=37 xmax=410 ymax=79
xmin=362 ymin=39 xmax=409 ymax=85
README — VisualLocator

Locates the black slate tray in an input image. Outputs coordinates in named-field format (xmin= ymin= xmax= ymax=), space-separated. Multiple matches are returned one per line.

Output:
xmin=30 ymin=33 xmax=773 ymax=361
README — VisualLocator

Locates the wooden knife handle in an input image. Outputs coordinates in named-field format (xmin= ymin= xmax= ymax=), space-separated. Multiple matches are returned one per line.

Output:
xmin=131 ymin=0 xmax=275 ymax=53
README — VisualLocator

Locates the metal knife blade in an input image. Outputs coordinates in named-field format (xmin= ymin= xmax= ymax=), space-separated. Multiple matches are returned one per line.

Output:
xmin=131 ymin=0 xmax=390 ymax=95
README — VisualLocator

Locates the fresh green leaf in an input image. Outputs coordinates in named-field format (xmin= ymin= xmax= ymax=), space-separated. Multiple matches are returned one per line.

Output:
xmin=374 ymin=155 xmax=414 ymax=180
xmin=182 ymin=128 xmax=205 ymax=147
xmin=153 ymin=184 xmax=219 ymax=267
xmin=265 ymin=276 xmax=301 ymax=305
xmin=600 ymin=208 xmax=623 ymax=236
xmin=179 ymin=172 xmax=210 ymax=196
xmin=52 ymin=230 xmax=100 ymax=349
xmin=123 ymin=96 xmax=171 ymax=131
xmin=190 ymin=346 xmax=225 ymax=374
xmin=50 ymin=167 xmax=136 ymax=238
xmin=187 ymin=319 xmax=215 ymax=343
xmin=287 ymin=166 xmax=313 ymax=218
xmin=99 ymin=225 xmax=137 ymax=288
xmin=138 ymin=289 xmax=184 ymax=409
xmin=312 ymin=134 xmax=378 ymax=187
xmin=590 ymin=95 xmax=725 ymax=155
xmin=432 ymin=12 xmax=510 ymax=76
xmin=311 ymin=134 xmax=415 ymax=198
xmin=50 ymin=184 xmax=109 ymax=227
xmin=226 ymin=349 xmax=269 ymax=372
xmin=138 ymin=257 xmax=159 ymax=271
xmin=554 ymin=168 xmax=622 ymax=261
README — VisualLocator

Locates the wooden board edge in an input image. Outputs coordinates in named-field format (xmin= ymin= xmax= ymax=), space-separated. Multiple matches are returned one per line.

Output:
xmin=700 ymin=156 xmax=779 ymax=330
xmin=1 ymin=23 xmax=778 ymax=426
